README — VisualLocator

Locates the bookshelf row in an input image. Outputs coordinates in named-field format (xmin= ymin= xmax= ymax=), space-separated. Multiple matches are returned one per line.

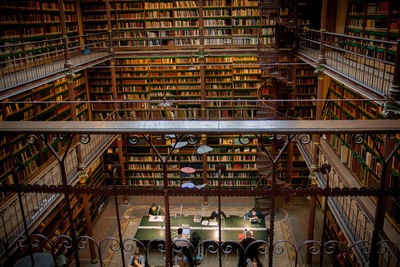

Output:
xmin=345 ymin=0 xmax=399 ymax=62
xmin=103 ymin=133 xmax=310 ymax=188
xmin=0 ymin=71 xmax=89 ymax=191
xmin=324 ymin=77 xmax=400 ymax=227
xmin=32 ymin=158 xmax=107 ymax=266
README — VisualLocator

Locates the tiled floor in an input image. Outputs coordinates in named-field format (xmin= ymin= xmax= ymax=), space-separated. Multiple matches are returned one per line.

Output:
xmin=77 ymin=196 xmax=329 ymax=267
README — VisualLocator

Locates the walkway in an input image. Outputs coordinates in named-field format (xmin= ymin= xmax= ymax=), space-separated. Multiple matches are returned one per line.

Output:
xmin=298 ymin=47 xmax=393 ymax=97
xmin=0 ymin=51 xmax=109 ymax=91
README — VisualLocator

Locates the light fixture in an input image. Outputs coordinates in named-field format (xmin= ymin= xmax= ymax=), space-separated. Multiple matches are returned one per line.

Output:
xmin=182 ymin=182 xmax=195 ymax=188
xmin=171 ymin=141 xmax=188 ymax=148
xmin=197 ymin=145 xmax=213 ymax=154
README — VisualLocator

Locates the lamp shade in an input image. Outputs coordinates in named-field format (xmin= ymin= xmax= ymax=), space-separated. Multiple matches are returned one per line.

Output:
xmin=197 ymin=145 xmax=213 ymax=154
xmin=182 ymin=182 xmax=195 ymax=188
xmin=171 ymin=141 xmax=188 ymax=148
xmin=181 ymin=167 xmax=196 ymax=173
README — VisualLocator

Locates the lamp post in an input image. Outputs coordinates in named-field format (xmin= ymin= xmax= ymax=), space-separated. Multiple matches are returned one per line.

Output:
xmin=216 ymin=164 xmax=226 ymax=267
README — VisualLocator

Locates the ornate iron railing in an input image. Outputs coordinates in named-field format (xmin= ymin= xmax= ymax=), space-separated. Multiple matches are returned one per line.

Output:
xmin=0 ymin=32 xmax=110 ymax=90
xmin=0 ymin=120 xmax=399 ymax=266
xmin=297 ymin=28 xmax=398 ymax=97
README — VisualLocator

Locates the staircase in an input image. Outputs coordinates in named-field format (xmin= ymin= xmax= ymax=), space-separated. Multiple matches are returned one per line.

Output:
xmin=255 ymin=1 xmax=295 ymax=215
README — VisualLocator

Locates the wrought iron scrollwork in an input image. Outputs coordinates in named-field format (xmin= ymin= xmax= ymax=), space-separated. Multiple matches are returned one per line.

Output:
xmin=351 ymin=134 xmax=364 ymax=144
xmin=298 ymin=134 xmax=312 ymax=144
xmin=79 ymin=134 xmax=91 ymax=144
xmin=128 ymin=135 xmax=140 ymax=145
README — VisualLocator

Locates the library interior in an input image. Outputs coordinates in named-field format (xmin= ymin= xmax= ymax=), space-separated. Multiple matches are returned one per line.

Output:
xmin=0 ymin=0 xmax=399 ymax=266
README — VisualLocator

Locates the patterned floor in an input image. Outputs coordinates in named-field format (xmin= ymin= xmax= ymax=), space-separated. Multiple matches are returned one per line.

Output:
xmin=77 ymin=196 xmax=326 ymax=267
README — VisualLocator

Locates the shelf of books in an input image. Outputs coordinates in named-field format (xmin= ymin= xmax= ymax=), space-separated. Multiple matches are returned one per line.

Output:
xmin=78 ymin=0 xmax=273 ymax=49
xmin=205 ymin=55 xmax=260 ymax=119
xmin=0 ymin=71 xmax=88 ymax=189
xmin=0 ymin=0 xmax=79 ymax=70
xmin=206 ymin=134 xmax=258 ymax=187
xmin=346 ymin=0 xmax=399 ymax=62
xmin=295 ymin=65 xmax=317 ymax=119
xmin=324 ymin=78 xmax=400 ymax=227
xmin=32 ymin=158 xmax=107 ymax=265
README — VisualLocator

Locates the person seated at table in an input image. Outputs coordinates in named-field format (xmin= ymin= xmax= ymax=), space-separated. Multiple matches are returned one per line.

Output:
xmin=244 ymin=208 xmax=264 ymax=222
xmin=246 ymin=257 xmax=262 ymax=267
xmin=209 ymin=210 xmax=226 ymax=220
xmin=239 ymin=231 xmax=259 ymax=267
xmin=128 ymin=252 xmax=145 ymax=267
xmin=174 ymin=228 xmax=194 ymax=267
xmin=174 ymin=251 xmax=189 ymax=267
xmin=148 ymin=203 xmax=165 ymax=217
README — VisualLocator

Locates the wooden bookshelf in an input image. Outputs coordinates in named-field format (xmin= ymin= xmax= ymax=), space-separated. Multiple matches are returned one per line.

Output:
xmin=345 ymin=0 xmax=399 ymax=62
xmin=32 ymin=158 xmax=107 ymax=264
xmin=295 ymin=64 xmax=317 ymax=119
xmin=0 ymin=0 xmax=79 ymax=68
xmin=0 ymin=71 xmax=88 ymax=190
xmin=324 ymin=78 xmax=400 ymax=226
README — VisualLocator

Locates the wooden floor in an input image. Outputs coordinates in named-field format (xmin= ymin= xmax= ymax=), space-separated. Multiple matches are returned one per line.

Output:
xmin=0 ymin=51 xmax=108 ymax=90
xmin=298 ymin=47 xmax=393 ymax=96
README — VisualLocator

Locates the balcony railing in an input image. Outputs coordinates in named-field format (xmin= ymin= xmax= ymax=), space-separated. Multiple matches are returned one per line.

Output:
xmin=0 ymin=120 xmax=399 ymax=267
xmin=298 ymin=137 xmax=400 ymax=266
xmin=297 ymin=28 xmax=397 ymax=97
xmin=0 ymin=32 xmax=110 ymax=90
xmin=0 ymin=112 xmax=118 ymax=252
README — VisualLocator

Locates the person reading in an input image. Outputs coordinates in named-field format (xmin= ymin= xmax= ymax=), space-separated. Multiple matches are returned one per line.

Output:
xmin=244 ymin=208 xmax=264 ymax=223
xmin=174 ymin=251 xmax=189 ymax=267
xmin=173 ymin=228 xmax=194 ymax=267
xmin=209 ymin=210 xmax=226 ymax=220
xmin=128 ymin=252 xmax=145 ymax=267
xmin=148 ymin=203 xmax=165 ymax=217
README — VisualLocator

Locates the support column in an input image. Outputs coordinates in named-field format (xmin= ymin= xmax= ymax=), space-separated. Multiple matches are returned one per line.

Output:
xmin=59 ymin=0 xmax=71 ymax=67
xmin=199 ymin=0 xmax=208 ymax=206
xmin=318 ymin=0 xmax=329 ymax=64
xmin=117 ymin=136 xmax=128 ymax=204
xmin=75 ymin=0 xmax=85 ymax=48
xmin=369 ymin=136 xmax=395 ymax=265
xmin=79 ymin=172 xmax=97 ymax=263
xmin=163 ymin=163 xmax=172 ymax=267
xmin=305 ymin=172 xmax=317 ymax=265
xmin=388 ymin=39 xmax=400 ymax=100
xmin=60 ymin=0 xmax=84 ymax=170
xmin=201 ymin=134 xmax=208 ymax=206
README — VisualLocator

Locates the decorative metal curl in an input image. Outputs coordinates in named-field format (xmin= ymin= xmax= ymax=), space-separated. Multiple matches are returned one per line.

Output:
xmin=376 ymin=240 xmax=398 ymax=256
xmin=99 ymin=237 xmax=121 ymax=252
xmin=298 ymin=134 xmax=312 ymax=144
xmin=273 ymin=239 xmax=296 ymax=255
xmin=172 ymin=239 xmax=195 ymax=253
xmin=76 ymin=235 xmax=97 ymax=250
xmin=239 ymin=135 xmax=252 ymax=145
xmin=128 ymin=135 xmax=140 ymax=145
xmin=352 ymin=134 xmax=364 ymax=144
xmin=198 ymin=240 xmax=219 ymax=254
xmin=323 ymin=240 xmax=348 ymax=256
xmin=123 ymin=238 xmax=146 ymax=253
xmin=30 ymin=234 xmax=53 ymax=250
xmin=79 ymin=134 xmax=91 ymax=144
xmin=53 ymin=235 xmax=73 ymax=250
xmin=147 ymin=238 xmax=166 ymax=253
xmin=221 ymin=240 xmax=244 ymax=254
xmin=26 ymin=134 xmax=39 ymax=145
xmin=349 ymin=240 xmax=371 ymax=256
xmin=7 ymin=234 xmax=27 ymax=250
xmin=244 ymin=240 xmax=270 ymax=257
xmin=186 ymin=134 xmax=198 ymax=145
xmin=296 ymin=240 xmax=321 ymax=264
